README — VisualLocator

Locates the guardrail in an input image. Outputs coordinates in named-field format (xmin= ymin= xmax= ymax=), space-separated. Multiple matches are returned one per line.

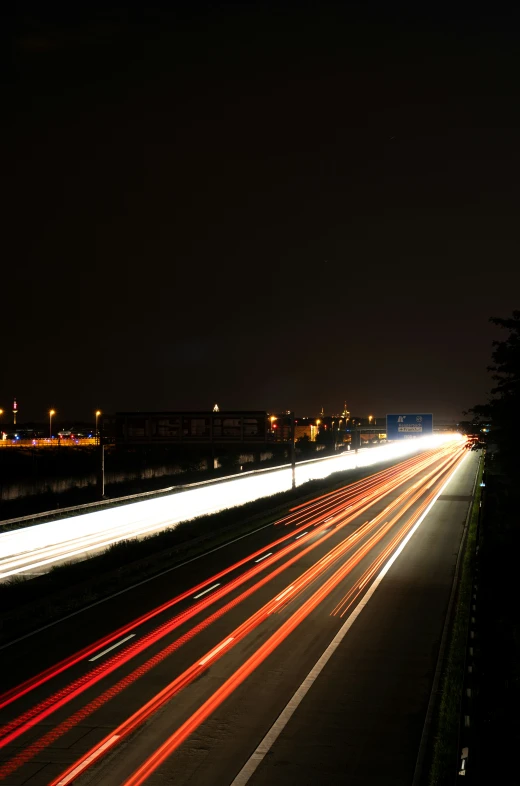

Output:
xmin=0 ymin=446 xmax=359 ymax=529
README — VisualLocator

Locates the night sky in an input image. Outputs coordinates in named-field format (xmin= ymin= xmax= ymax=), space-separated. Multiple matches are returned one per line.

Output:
xmin=5 ymin=3 xmax=520 ymax=423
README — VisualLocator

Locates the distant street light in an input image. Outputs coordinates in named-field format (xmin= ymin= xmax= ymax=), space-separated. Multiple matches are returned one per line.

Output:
xmin=0 ymin=409 xmax=3 ymax=439
xmin=368 ymin=414 xmax=373 ymax=424
xmin=95 ymin=410 xmax=101 ymax=443
xmin=49 ymin=409 xmax=56 ymax=439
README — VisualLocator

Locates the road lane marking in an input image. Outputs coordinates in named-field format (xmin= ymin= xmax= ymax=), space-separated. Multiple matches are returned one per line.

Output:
xmin=274 ymin=586 xmax=294 ymax=602
xmin=193 ymin=583 xmax=220 ymax=599
xmin=320 ymin=553 xmax=335 ymax=565
xmin=324 ymin=517 xmax=334 ymax=523
xmin=255 ymin=553 xmax=273 ymax=563
xmin=295 ymin=532 xmax=308 ymax=540
xmin=88 ymin=635 xmax=135 ymax=662
xmin=55 ymin=734 xmax=120 ymax=785
xmin=230 ymin=453 xmax=469 ymax=786
xmin=199 ymin=637 xmax=234 ymax=666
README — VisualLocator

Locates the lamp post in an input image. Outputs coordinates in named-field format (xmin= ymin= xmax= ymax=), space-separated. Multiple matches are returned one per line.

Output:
xmin=95 ymin=410 xmax=101 ymax=444
xmin=0 ymin=409 xmax=3 ymax=440
xmin=290 ymin=411 xmax=296 ymax=490
xmin=49 ymin=409 xmax=55 ymax=439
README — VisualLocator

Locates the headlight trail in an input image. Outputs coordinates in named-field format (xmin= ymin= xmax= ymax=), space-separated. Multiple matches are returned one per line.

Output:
xmin=39 ymin=444 xmax=467 ymax=786
xmin=0 ymin=436 xmax=460 ymax=579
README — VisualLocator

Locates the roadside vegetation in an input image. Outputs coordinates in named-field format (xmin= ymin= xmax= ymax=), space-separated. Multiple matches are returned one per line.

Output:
xmin=428 ymin=453 xmax=483 ymax=785
xmin=429 ymin=310 xmax=520 ymax=784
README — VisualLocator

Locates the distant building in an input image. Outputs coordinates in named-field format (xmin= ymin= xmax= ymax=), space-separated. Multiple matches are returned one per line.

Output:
xmin=111 ymin=411 xmax=269 ymax=446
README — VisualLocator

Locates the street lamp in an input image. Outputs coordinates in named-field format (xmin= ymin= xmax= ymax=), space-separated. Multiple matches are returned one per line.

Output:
xmin=95 ymin=410 xmax=101 ymax=443
xmin=0 ymin=409 xmax=3 ymax=440
xmin=368 ymin=414 xmax=373 ymax=424
xmin=49 ymin=409 xmax=56 ymax=439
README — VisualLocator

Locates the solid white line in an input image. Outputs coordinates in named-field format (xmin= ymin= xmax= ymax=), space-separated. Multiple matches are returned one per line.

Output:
xmin=229 ymin=454 xmax=468 ymax=786
xmin=295 ymin=532 xmax=308 ymax=540
xmin=274 ymin=585 xmax=294 ymax=602
xmin=88 ymin=634 xmax=135 ymax=662
xmin=55 ymin=734 xmax=120 ymax=785
xmin=255 ymin=553 xmax=273 ymax=563
xmin=199 ymin=636 xmax=234 ymax=666
xmin=193 ymin=583 xmax=220 ymax=599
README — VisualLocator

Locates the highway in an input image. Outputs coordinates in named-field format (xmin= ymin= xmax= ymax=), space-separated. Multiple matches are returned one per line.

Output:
xmin=0 ymin=438 xmax=477 ymax=786
xmin=0 ymin=436 xmax=451 ymax=580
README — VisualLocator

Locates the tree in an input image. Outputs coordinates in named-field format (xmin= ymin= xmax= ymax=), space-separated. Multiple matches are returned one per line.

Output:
xmin=471 ymin=310 xmax=520 ymax=482
xmin=295 ymin=434 xmax=315 ymax=457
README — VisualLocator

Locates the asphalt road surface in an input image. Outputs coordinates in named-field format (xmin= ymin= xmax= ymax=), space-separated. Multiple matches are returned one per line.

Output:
xmin=0 ymin=440 xmax=478 ymax=786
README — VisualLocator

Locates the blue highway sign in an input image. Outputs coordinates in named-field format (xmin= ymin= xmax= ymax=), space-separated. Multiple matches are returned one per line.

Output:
xmin=386 ymin=413 xmax=433 ymax=440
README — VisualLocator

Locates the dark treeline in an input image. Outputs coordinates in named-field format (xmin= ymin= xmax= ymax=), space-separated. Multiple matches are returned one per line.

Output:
xmin=468 ymin=311 xmax=520 ymax=783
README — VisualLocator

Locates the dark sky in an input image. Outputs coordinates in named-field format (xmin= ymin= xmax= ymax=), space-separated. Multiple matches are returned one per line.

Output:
xmin=4 ymin=3 xmax=520 ymax=423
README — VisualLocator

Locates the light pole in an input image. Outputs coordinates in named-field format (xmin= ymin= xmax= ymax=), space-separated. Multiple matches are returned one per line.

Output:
xmin=95 ymin=410 xmax=101 ymax=444
xmin=101 ymin=440 xmax=105 ymax=498
xmin=49 ymin=409 xmax=55 ymax=439
xmin=290 ymin=411 xmax=296 ymax=490
xmin=0 ymin=409 xmax=3 ymax=440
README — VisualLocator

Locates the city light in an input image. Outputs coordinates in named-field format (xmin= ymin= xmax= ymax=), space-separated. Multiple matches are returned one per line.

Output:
xmin=49 ymin=409 xmax=56 ymax=439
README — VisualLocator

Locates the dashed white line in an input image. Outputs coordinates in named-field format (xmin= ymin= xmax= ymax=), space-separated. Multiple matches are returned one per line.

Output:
xmin=320 ymin=553 xmax=335 ymax=565
xmin=55 ymin=734 xmax=120 ymax=784
xmin=274 ymin=585 xmax=294 ymax=602
xmin=199 ymin=637 xmax=234 ymax=666
xmin=295 ymin=532 xmax=308 ymax=540
xmin=193 ymin=583 xmax=220 ymax=599
xmin=88 ymin=635 xmax=136 ymax=662
xmin=255 ymin=553 xmax=273 ymax=563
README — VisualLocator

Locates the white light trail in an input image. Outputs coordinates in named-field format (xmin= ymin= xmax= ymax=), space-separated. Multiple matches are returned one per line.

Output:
xmin=0 ymin=435 xmax=462 ymax=579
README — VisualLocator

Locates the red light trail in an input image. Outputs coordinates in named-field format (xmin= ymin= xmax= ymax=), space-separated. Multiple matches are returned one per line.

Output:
xmin=39 ymin=444 xmax=466 ymax=786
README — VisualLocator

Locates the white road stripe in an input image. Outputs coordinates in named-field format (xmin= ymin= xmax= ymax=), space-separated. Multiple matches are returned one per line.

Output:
xmin=295 ymin=532 xmax=308 ymax=540
xmin=320 ymin=553 xmax=335 ymax=565
xmin=255 ymin=553 xmax=273 ymax=563
xmin=274 ymin=585 xmax=294 ymax=602
xmin=199 ymin=637 xmax=234 ymax=666
xmin=230 ymin=453 xmax=468 ymax=786
xmin=88 ymin=635 xmax=135 ymax=662
xmin=55 ymin=735 xmax=120 ymax=784
xmin=193 ymin=583 xmax=220 ymax=599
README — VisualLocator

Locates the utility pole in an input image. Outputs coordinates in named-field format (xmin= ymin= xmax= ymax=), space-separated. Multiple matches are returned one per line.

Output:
xmin=291 ymin=411 xmax=296 ymax=490
xmin=100 ymin=440 xmax=106 ymax=499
